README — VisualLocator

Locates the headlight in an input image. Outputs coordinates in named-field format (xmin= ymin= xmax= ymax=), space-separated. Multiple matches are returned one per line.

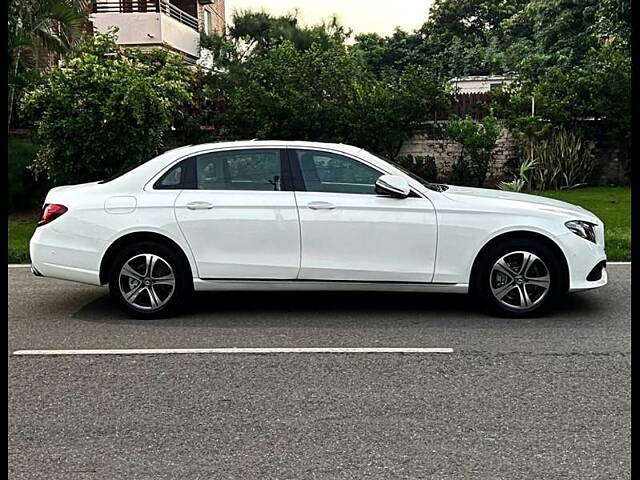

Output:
xmin=565 ymin=220 xmax=596 ymax=243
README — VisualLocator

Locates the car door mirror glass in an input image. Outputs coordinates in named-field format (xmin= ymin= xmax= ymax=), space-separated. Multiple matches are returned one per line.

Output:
xmin=375 ymin=174 xmax=411 ymax=199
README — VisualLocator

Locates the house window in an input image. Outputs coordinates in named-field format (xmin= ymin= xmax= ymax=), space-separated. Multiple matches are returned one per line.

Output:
xmin=204 ymin=10 xmax=212 ymax=34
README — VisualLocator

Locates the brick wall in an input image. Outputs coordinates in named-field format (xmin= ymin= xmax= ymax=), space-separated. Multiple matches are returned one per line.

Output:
xmin=198 ymin=0 xmax=225 ymax=35
xmin=398 ymin=124 xmax=628 ymax=187
xmin=398 ymin=125 xmax=518 ymax=186
xmin=591 ymin=132 xmax=630 ymax=186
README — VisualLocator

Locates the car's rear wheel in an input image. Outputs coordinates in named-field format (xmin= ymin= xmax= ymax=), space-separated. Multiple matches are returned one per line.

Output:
xmin=109 ymin=242 xmax=190 ymax=318
xmin=473 ymin=239 xmax=564 ymax=317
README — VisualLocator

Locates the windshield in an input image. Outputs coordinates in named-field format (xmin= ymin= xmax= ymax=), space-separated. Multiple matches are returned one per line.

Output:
xmin=368 ymin=152 xmax=447 ymax=192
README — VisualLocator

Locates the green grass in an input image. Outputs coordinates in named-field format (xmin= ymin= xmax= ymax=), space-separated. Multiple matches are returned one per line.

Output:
xmin=8 ymin=209 xmax=39 ymax=264
xmin=536 ymin=186 xmax=630 ymax=261
xmin=7 ymin=187 xmax=631 ymax=264
xmin=8 ymin=135 xmax=40 ymax=263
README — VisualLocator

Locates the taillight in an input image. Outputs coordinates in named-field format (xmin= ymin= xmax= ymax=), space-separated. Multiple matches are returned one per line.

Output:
xmin=37 ymin=204 xmax=68 ymax=227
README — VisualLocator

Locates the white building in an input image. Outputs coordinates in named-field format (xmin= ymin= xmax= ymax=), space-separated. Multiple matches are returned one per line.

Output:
xmin=449 ymin=75 xmax=516 ymax=94
xmin=90 ymin=0 xmax=225 ymax=65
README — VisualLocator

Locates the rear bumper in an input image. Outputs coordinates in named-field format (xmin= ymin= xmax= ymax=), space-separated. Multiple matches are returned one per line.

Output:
xmin=29 ymin=226 xmax=102 ymax=286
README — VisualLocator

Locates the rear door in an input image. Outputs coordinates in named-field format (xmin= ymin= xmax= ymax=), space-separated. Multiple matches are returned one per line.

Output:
xmin=172 ymin=148 xmax=301 ymax=279
xmin=290 ymin=148 xmax=437 ymax=282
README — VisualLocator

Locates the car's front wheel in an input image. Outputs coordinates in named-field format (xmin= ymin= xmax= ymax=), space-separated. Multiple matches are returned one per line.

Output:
xmin=473 ymin=239 xmax=564 ymax=317
xmin=109 ymin=242 xmax=190 ymax=318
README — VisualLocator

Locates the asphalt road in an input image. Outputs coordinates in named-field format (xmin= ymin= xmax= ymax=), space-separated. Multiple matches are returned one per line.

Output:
xmin=8 ymin=265 xmax=631 ymax=479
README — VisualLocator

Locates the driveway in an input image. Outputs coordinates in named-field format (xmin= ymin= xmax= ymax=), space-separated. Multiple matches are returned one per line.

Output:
xmin=8 ymin=264 xmax=631 ymax=479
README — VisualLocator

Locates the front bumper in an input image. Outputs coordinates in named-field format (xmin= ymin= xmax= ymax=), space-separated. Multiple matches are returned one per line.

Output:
xmin=557 ymin=231 xmax=608 ymax=292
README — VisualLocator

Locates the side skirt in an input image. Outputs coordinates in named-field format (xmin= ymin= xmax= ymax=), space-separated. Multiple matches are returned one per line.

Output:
xmin=193 ymin=279 xmax=469 ymax=293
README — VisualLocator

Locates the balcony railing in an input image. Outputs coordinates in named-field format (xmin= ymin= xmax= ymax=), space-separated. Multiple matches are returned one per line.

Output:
xmin=92 ymin=0 xmax=199 ymax=30
xmin=93 ymin=0 xmax=159 ymax=13
xmin=160 ymin=0 xmax=198 ymax=30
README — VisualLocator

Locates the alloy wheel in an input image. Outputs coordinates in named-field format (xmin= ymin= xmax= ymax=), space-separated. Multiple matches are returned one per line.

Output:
xmin=489 ymin=251 xmax=551 ymax=311
xmin=118 ymin=253 xmax=176 ymax=312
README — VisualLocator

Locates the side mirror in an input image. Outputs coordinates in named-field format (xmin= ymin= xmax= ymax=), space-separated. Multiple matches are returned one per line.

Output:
xmin=375 ymin=174 xmax=411 ymax=199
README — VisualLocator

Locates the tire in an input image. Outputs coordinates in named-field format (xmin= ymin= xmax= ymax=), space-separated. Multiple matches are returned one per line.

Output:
xmin=108 ymin=241 xmax=191 ymax=319
xmin=472 ymin=238 xmax=565 ymax=318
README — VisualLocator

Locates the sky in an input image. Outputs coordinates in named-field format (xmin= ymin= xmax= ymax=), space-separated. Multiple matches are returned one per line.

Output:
xmin=225 ymin=0 xmax=435 ymax=38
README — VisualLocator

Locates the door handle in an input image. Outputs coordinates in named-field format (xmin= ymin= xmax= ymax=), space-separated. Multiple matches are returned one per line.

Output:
xmin=186 ymin=201 xmax=214 ymax=210
xmin=307 ymin=201 xmax=336 ymax=210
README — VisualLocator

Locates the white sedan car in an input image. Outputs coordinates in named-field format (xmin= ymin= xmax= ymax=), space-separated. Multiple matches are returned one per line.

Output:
xmin=30 ymin=140 xmax=607 ymax=318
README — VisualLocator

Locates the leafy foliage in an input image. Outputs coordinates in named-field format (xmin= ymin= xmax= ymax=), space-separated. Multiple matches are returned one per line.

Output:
xmin=419 ymin=0 xmax=529 ymax=77
xmin=495 ymin=0 xmax=630 ymax=134
xmin=20 ymin=30 xmax=192 ymax=184
xmin=520 ymin=127 xmax=597 ymax=190
xmin=8 ymin=0 xmax=90 ymax=129
xmin=352 ymin=0 xmax=529 ymax=78
xmin=200 ymin=10 xmax=351 ymax=67
xmin=445 ymin=115 xmax=500 ymax=187
xmin=501 ymin=0 xmax=600 ymax=78
xmin=210 ymin=40 xmax=447 ymax=158
xmin=498 ymin=155 xmax=536 ymax=192
xmin=350 ymin=29 xmax=429 ymax=77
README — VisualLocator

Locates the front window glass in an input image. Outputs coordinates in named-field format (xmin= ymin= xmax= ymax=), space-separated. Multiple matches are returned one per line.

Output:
xmin=294 ymin=150 xmax=381 ymax=194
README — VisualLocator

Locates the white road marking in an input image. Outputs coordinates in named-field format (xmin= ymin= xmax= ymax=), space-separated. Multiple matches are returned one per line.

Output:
xmin=608 ymin=262 xmax=631 ymax=265
xmin=12 ymin=347 xmax=453 ymax=356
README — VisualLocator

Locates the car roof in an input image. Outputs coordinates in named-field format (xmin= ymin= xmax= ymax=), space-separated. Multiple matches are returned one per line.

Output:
xmin=169 ymin=140 xmax=395 ymax=174
xmin=178 ymin=140 xmax=363 ymax=155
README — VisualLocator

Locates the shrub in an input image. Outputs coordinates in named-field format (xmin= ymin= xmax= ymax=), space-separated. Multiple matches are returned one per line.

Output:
xmin=445 ymin=115 xmax=499 ymax=187
xmin=498 ymin=156 xmax=536 ymax=192
xmin=519 ymin=127 xmax=597 ymax=190
xmin=20 ymin=29 xmax=192 ymax=184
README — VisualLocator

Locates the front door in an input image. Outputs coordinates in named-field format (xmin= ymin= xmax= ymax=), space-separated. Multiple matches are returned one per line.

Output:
xmin=291 ymin=149 xmax=437 ymax=283
xmin=174 ymin=148 xmax=300 ymax=279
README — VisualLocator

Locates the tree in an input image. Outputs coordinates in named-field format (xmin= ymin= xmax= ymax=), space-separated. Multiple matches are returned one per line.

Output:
xmin=211 ymin=40 xmax=446 ymax=158
xmin=488 ymin=0 xmax=630 ymax=184
xmin=592 ymin=0 xmax=630 ymax=46
xmin=494 ymin=0 xmax=631 ymax=136
xmin=8 ymin=0 xmax=90 ymax=130
xmin=419 ymin=0 xmax=529 ymax=77
xmin=200 ymin=10 xmax=351 ymax=68
xmin=501 ymin=0 xmax=601 ymax=79
xmin=350 ymin=29 xmax=427 ymax=77
xmin=21 ymin=30 xmax=193 ymax=184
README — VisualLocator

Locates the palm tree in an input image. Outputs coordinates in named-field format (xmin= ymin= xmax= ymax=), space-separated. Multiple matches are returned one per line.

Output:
xmin=8 ymin=0 xmax=90 ymax=131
